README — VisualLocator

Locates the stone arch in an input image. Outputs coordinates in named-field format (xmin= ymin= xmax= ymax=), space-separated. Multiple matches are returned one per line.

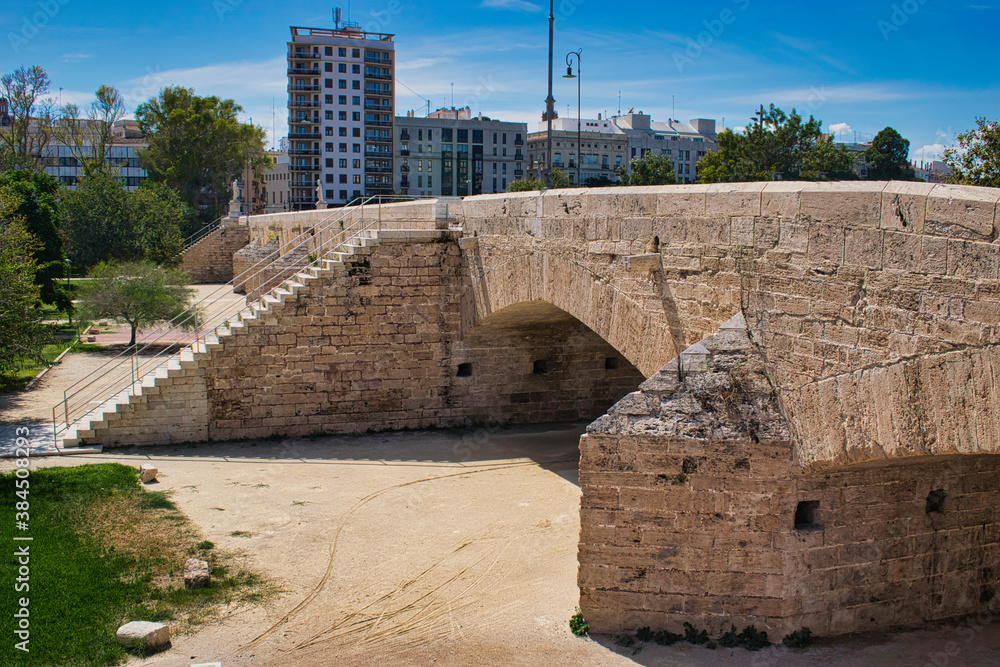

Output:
xmin=462 ymin=247 xmax=682 ymax=378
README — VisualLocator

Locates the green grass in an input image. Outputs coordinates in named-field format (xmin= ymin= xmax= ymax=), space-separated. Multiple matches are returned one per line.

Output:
xmin=0 ymin=464 xmax=274 ymax=666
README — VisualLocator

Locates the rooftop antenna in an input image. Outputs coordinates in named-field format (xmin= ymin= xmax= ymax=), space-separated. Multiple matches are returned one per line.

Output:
xmin=617 ymin=91 xmax=621 ymax=116
xmin=672 ymin=94 xmax=675 ymax=122
xmin=333 ymin=7 xmax=342 ymax=29
xmin=451 ymin=83 xmax=454 ymax=108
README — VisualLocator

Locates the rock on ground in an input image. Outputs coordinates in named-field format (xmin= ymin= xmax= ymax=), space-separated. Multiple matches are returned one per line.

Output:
xmin=116 ymin=621 xmax=170 ymax=650
xmin=184 ymin=558 xmax=210 ymax=589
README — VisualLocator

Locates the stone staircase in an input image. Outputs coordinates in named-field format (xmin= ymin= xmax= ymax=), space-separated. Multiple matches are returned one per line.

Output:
xmin=59 ymin=229 xmax=383 ymax=450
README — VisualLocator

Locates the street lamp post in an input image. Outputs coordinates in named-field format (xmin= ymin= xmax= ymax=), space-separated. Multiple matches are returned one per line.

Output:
xmin=544 ymin=0 xmax=555 ymax=188
xmin=65 ymin=258 xmax=72 ymax=327
xmin=563 ymin=50 xmax=582 ymax=188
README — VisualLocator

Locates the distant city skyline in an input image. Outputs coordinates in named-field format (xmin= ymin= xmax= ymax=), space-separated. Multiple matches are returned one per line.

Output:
xmin=4 ymin=0 xmax=998 ymax=164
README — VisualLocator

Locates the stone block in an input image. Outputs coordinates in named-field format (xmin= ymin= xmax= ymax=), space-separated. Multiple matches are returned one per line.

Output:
xmin=800 ymin=182 xmax=884 ymax=228
xmin=139 ymin=465 xmax=158 ymax=484
xmin=116 ymin=621 xmax=170 ymax=651
xmin=880 ymin=181 xmax=934 ymax=234
xmin=184 ymin=558 xmax=211 ymax=589
xmin=926 ymin=184 xmax=1000 ymax=241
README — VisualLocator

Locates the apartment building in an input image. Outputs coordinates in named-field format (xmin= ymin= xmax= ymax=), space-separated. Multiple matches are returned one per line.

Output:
xmin=394 ymin=107 xmax=527 ymax=196
xmin=613 ymin=113 xmax=718 ymax=184
xmin=286 ymin=24 xmax=395 ymax=209
xmin=262 ymin=148 xmax=291 ymax=213
xmin=525 ymin=115 xmax=628 ymax=186
xmin=41 ymin=119 xmax=148 ymax=191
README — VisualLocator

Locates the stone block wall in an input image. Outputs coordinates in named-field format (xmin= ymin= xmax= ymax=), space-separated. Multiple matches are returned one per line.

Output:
xmin=179 ymin=222 xmax=250 ymax=284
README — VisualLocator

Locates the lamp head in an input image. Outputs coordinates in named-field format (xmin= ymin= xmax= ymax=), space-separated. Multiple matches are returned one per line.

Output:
xmin=563 ymin=66 xmax=575 ymax=79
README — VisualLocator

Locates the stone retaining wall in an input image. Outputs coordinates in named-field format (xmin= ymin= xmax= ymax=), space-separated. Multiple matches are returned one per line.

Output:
xmin=178 ymin=222 xmax=250 ymax=284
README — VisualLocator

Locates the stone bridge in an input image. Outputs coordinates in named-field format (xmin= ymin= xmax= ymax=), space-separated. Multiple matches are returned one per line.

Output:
xmin=77 ymin=182 xmax=1000 ymax=639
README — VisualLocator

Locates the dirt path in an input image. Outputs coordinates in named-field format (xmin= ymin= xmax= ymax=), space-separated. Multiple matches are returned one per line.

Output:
xmin=6 ymin=428 xmax=999 ymax=667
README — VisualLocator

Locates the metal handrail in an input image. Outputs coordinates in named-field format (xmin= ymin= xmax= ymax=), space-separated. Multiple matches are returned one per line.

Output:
xmin=51 ymin=194 xmax=439 ymax=447
xmin=181 ymin=215 xmax=226 ymax=252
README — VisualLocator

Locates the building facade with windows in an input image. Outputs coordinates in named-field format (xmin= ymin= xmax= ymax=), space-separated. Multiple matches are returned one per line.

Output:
xmin=41 ymin=119 xmax=148 ymax=191
xmin=526 ymin=115 xmax=629 ymax=186
xmin=262 ymin=148 xmax=291 ymax=213
xmin=394 ymin=108 xmax=526 ymax=196
xmin=612 ymin=113 xmax=717 ymax=184
xmin=286 ymin=25 xmax=395 ymax=210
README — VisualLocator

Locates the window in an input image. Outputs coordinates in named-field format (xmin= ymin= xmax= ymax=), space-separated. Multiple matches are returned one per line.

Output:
xmin=325 ymin=78 xmax=333 ymax=89
xmin=352 ymin=48 xmax=360 ymax=58
xmin=352 ymin=80 xmax=360 ymax=90
xmin=339 ymin=63 xmax=347 ymax=73
xmin=339 ymin=95 xmax=347 ymax=104
xmin=428 ymin=176 xmax=432 ymax=187
xmin=457 ymin=129 xmax=468 ymax=143
xmin=417 ymin=129 xmax=423 ymax=140
xmin=353 ymin=144 xmax=361 ymax=153
xmin=326 ymin=142 xmax=334 ymax=152
xmin=338 ymin=47 xmax=346 ymax=57
xmin=457 ymin=363 xmax=472 ymax=377
xmin=502 ymin=147 xmax=507 ymax=157
xmin=502 ymin=163 xmax=507 ymax=174
xmin=352 ymin=111 xmax=360 ymax=121
xmin=352 ymin=64 xmax=360 ymax=73
xmin=325 ymin=174 xmax=334 ymax=183
xmin=417 ymin=160 xmax=422 ymax=172
xmin=794 ymin=501 xmax=820 ymax=530
xmin=325 ymin=95 xmax=333 ymax=104
xmin=353 ymin=174 xmax=361 ymax=184
xmin=339 ymin=158 xmax=347 ymax=168
xmin=325 ymin=111 xmax=334 ymax=120
xmin=493 ymin=177 xmax=497 ymax=190
xmin=501 ymin=178 xmax=505 ymax=189
xmin=339 ymin=174 xmax=347 ymax=184
xmin=493 ymin=147 xmax=497 ymax=156
xmin=338 ymin=80 xmax=347 ymax=89
xmin=325 ymin=127 xmax=334 ymax=136
xmin=353 ymin=159 xmax=361 ymax=168
xmin=325 ymin=158 xmax=334 ymax=167
xmin=427 ymin=130 xmax=433 ymax=141
xmin=353 ymin=96 xmax=361 ymax=105
xmin=339 ymin=127 xmax=347 ymax=136
xmin=441 ymin=128 xmax=452 ymax=142
xmin=353 ymin=128 xmax=360 ymax=137
xmin=418 ymin=175 xmax=423 ymax=187
xmin=493 ymin=132 xmax=497 ymax=144
xmin=325 ymin=63 xmax=333 ymax=72
xmin=339 ymin=143 xmax=347 ymax=152
xmin=339 ymin=111 xmax=347 ymax=120
xmin=340 ymin=189 xmax=348 ymax=199
xmin=325 ymin=47 xmax=333 ymax=56
xmin=533 ymin=360 xmax=548 ymax=375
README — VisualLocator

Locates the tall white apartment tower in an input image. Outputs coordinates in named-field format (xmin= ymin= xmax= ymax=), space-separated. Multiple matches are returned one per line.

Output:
xmin=287 ymin=25 xmax=395 ymax=210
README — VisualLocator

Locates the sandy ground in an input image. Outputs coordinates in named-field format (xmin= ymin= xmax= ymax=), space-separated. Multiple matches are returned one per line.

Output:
xmin=4 ymin=425 xmax=1000 ymax=667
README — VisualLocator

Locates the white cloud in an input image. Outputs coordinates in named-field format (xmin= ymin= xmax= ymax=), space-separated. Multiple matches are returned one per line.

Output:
xmin=61 ymin=53 xmax=94 ymax=63
xmin=481 ymin=0 xmax=543 ymax=11
xmin=829 ymin=122 xmax=853 ymax=138
xmin=914 ymin=143 xmax=948 ymax=161
xmin=118 ymin=57 xmax=287 ymax=109
xmin=722 ymin=84 xmax=920 ymax=107
xmin=936 ymin=129 xmax=951 ymax=139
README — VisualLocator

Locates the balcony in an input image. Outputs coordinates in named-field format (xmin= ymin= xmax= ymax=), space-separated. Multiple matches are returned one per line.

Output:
xmin=399 ymin=149 xmax=410 ymax=157
xmin=514 ymin=152 xmax=524 ymax=161
xmin=365 ymin=166 xmax=393 ymax=173
xmin=515 ymin=138 xmax=524 ymax=146
xmin=288 ymin=100 xmax=320 ymax=108
xmin=288 ymin=67 xmax=320 ymax=76
xmin=365 ymin=150 xmax=392 ymax=157
xmin=364 ymin=102 xmax=392 ymax=110
xmin=400 ymin=132 xmax=410 ymax=141
xmin=289 ymin=164 xmax=320 ymax=172
xmin=364 ymin=56 xmax=393 ymax=65
xmin=288 ymin=85 xmax=320 ymax=92
xmin=400 ymin=164 xmax=410 ymax=172
xmin=288 ymin=148 xmax=320 ymax=156
xmin=400 ymin=180 xmax=410 ymax=189
xmin=365 ymin=87 xmax=392 ymax=97
xmin=364 ymin=71 xmax=392 ymax=81
xmin=288 ymin=116 xmax=319 ymax=125
xmin=288 ymin=131 xmax=321 ymax=140
xmin=514 ymin=169 xmax=524 ymax=176
xmin=365 ymin=119 xmax=393 ymax=127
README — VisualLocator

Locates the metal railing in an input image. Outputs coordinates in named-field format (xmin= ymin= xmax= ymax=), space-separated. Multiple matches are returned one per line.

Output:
xmin=181 ymin=216 xmax=225 ymax=252
xmin=50 ymin=195 xmax=434 ymax=448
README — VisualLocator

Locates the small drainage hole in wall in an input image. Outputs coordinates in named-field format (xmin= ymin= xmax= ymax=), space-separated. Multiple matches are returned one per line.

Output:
xmin=926 ymin=489 xmax=947 ymax=514
xmin=794 ymin=501 xmax=821 ymax=530
xmin=533 ymin=360 xmax=548 ymax=375
xmin=457 ymin=363 xmax=472 ymax=377
xmin=605 ymin=357 xmax=619 ymax=370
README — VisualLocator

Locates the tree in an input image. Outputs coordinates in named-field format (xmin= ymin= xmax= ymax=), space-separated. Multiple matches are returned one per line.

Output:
xmin=618 ymin=153 xmax=678 ymax=186
xmin=77 ymin=261 xmax=196 ymax=347
xmin=0 ymin=195 xmax=48 ymax=379
xmin=135 ymin=87 xmax=271 ymax=221
xmin=507 ymin=178 xmax=545 ymax=192
xmin=865 ymin=127 xmax=916 ymax=181
xmin=696 ymin=104 xmax=853 ymax=183
xmin=0 ymin=66 xmax=55 ymax=170
xmin=551 ymin=168 xmax=572 ymax=189
xmin=0 ymin=169 xmax=69 ymax=310
xmin=944 ymin=118 xmax=1000 ymax=188
xmin=61 ymin=168 xmax=189 ymax=270
xmin=54 ymin=85 xmax=128 ymax=179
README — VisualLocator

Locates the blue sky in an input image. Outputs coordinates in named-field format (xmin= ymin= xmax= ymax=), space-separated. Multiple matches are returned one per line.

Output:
xmin=3 ymin=0 xmax=999 ymax=164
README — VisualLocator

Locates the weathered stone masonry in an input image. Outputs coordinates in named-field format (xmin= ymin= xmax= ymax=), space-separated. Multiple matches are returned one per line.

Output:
xmin=81 ymin=182 xmax=1000 ymax=638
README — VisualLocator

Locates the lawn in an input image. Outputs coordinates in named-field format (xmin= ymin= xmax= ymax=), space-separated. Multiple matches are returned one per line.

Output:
xmin=0 ymin=463 xmax=273 ymax=666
